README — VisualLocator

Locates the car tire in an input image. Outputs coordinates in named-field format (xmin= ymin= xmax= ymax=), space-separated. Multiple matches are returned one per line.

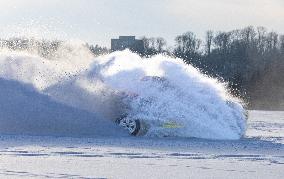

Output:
xmin=117 ymin=116 xmax=141 ymax=136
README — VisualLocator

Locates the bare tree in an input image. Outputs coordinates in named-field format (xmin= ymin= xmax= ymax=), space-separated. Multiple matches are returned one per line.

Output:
xmin=280 ymin=35 xmax=284 ymax=54
xmin=256 ymin=26 xmax=267 ymax=54
xmin=156 ymin=37 xmax=166 ymax=53
xmin=141 ymin=36 xmax=166 ymax=56
xmin=266 ymin=32 xmax=278 ymax=50
xmin=205 ymin=30 xmax=214 ymax=55
xmin=174 ymin=31 xmax=201 ymax=60
xmin=242 ymin=26 xmax=256 ymax=45
xmin=213 ymin=32 xmax=231 ymax=54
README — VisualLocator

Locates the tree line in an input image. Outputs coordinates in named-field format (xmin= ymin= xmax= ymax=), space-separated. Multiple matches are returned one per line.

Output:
xmin=141 ymin=26 xmax=284 ymax=110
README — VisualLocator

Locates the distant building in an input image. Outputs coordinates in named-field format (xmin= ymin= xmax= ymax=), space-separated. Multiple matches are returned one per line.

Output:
xmin=111 ymin=36 xmax=144 ymax=54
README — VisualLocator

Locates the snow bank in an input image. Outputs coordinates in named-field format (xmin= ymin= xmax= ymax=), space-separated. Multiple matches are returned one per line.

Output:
xmin=0 ymin=78 xmax=124 ymax=136
xmin=0 ymin=44 xmax=247 ymax=139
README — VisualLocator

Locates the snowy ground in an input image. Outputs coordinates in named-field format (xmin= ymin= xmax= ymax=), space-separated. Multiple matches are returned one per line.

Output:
xmin=0 ymin=110 xmax=283 ymax=179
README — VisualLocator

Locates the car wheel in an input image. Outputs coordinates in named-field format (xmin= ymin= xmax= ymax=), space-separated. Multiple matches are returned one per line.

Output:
xmin=118 ymin=117 xmax=140 ymax=136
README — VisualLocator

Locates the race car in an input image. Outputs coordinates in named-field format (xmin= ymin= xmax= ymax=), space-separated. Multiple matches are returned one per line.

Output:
xmin=113 ymin=76 xmax=247 ymax=137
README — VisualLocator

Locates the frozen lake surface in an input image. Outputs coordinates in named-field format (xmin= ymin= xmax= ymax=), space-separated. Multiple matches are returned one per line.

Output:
xmin=0 ymin=110 xmax=283 ymax=179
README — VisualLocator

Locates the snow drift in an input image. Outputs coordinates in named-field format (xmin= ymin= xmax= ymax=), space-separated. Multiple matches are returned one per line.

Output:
xmin=0 ymin=43 xmax=247 ymax=139
xmin=0 ymin=78 xmax=125 ymax=136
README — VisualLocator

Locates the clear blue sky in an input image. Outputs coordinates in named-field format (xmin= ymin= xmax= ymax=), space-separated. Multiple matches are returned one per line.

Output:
xmin=0 ymin=0 xmax=283 ymax=47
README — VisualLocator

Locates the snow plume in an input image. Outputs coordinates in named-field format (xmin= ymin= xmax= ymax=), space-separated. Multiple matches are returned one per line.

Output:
xmin=0 ymin=45 xmax=247 ymax=139
xmin=90 ymin=50 xmax=247 ymax=139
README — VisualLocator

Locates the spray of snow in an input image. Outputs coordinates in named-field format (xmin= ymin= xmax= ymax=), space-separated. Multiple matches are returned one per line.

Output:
xmin=89 ymin=50 xmax=247 ymax=139
xmin=0 ymin=43 xmax=247 ymax=139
